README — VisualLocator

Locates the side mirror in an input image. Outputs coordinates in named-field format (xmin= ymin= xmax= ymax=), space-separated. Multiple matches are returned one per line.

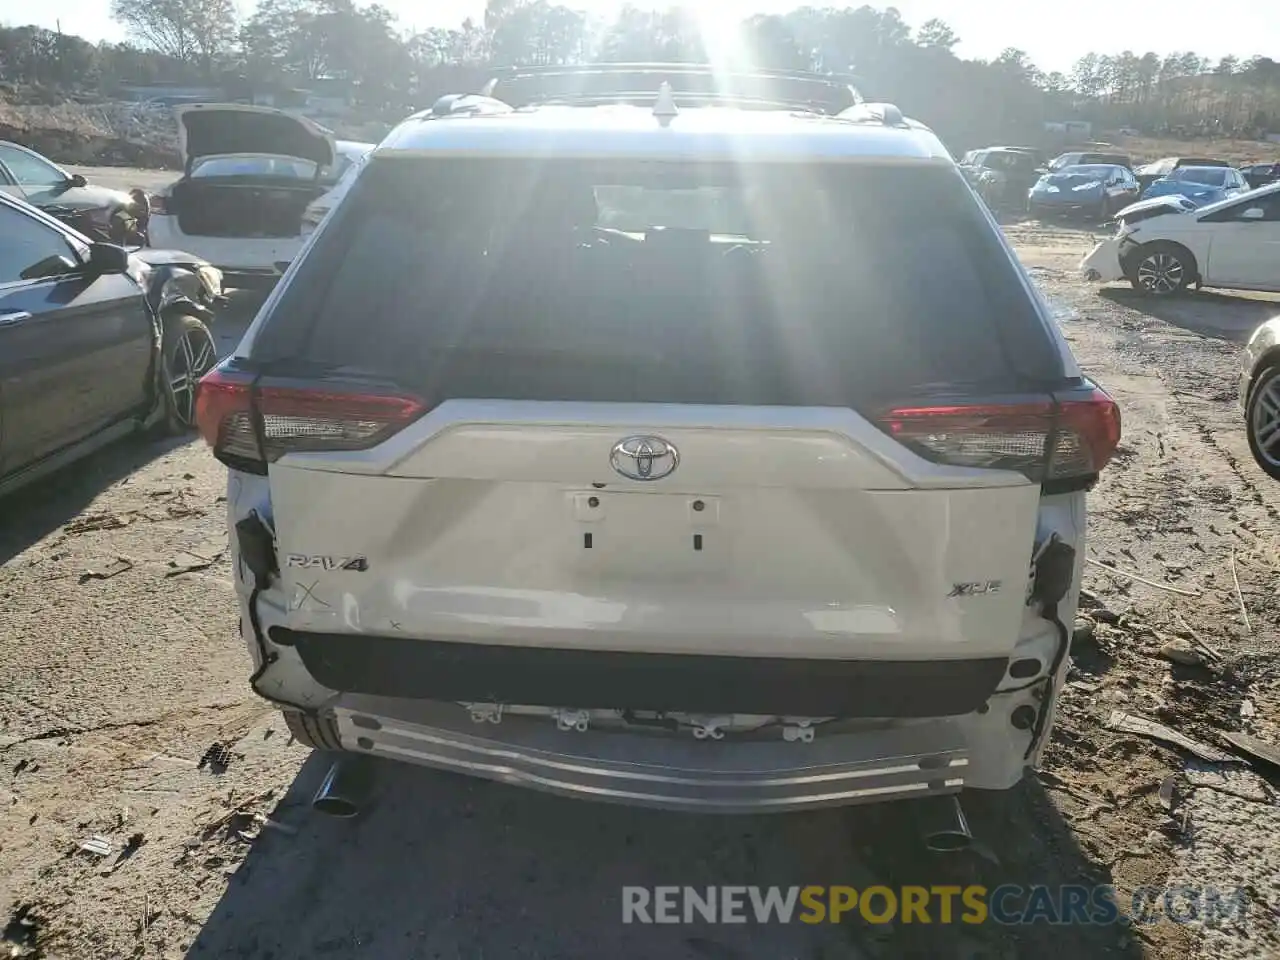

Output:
xmin=1241 ymin=207 xmax=1266 ymax=221
xmin=20 ymin=254 xmax=79 ymax=281
xmin=88 ymin=242 xmax=130 ymax=274
xmin=66 ymin=173 xmax=88 ymax=188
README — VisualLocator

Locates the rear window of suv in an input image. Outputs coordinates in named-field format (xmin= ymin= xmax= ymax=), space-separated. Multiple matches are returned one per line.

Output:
xmin=257 ymin=156 xmax=1062 ymax=406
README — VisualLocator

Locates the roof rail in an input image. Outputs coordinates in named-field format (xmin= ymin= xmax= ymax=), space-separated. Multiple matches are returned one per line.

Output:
xmin=481 ymin=62 xmax=864 ymax=115
xmin=837 ymin=102 xmax=907 ymax=128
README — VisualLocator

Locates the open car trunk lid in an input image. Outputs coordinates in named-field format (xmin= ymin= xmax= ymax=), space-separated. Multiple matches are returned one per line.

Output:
xmin=176 ymin=103 xmax=335 ymax=172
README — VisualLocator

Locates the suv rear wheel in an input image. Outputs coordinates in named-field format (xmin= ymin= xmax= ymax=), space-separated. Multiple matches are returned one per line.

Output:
xmin=282 ymin=709 xmax=343 ymax=750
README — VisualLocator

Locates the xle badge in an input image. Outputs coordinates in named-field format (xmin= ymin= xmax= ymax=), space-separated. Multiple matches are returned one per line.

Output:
xmin=949 ymin=580 xmax=1002 ymax=598
xmin=286 ymin=554 xmax=369 ymax=572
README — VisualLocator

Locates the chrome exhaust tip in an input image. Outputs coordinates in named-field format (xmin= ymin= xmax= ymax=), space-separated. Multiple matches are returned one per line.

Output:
xmin=914 ymin=794 xmax=973 ymax=853
xmin=312 ymin=756 xmax=375 ymax=818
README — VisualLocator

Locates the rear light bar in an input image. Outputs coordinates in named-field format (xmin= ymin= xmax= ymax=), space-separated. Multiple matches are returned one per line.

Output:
xmin=195 ymin=366 xmax=428 ymax=471
xmin=877 ymin=388 xmax=1120 ymax=484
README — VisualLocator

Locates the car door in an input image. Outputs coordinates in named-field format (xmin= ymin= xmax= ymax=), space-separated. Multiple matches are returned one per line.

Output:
xmin=0 ymin=143 xmax=74 ymax=206
xmin=1201 ymin=193 xmax=1280 ymax=290
xmin=0 ymin=202 xmax=153 ymax=475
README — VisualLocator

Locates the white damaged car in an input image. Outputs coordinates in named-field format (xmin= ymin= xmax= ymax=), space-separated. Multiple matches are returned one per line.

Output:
xmin=1081 ymin=182 xmax=1280 ymax=295
xmin=147 ymin=103 xmax=372 ymax=288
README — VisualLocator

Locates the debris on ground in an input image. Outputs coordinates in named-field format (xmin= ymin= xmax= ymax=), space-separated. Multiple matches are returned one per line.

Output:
xmin=78 ymin=835 xmax=112 ymax=857
xmin=1183 ymin=760 xmax=1273 ymax=803
xmin=1157 ymin=638 xmax=1210 ymax=668
xmin=198 ymin=742 xmax=235 ymax=773
xmin=63 ymin=512 xmax=131 ymax=535
xmin=1221 ymin=731 xmax=1280 ymax=771
xmin=78 ymin=557 xmax=133 ymax=583
xmin=1106 ymin=710 xmax=1237 ymax=763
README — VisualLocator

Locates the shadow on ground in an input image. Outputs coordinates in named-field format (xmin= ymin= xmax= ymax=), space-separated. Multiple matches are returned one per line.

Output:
xmin=187 ymin=758 xmax=1145 ymax=960
xmin=0 ymin=433 xmax=192 ymax=565
xmin=1101 ymin=287 xmax=1280 ymax=343
xmin=0 ymin=300 xmax=254 ymax=565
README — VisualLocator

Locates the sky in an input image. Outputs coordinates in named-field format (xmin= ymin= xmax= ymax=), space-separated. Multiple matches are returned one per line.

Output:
xmin=2 ymin=0 xmax=1278 ymax=74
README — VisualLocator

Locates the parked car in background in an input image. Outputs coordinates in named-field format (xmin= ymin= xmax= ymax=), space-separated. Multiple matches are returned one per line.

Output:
xmin=1027 ymin=164 xmax=1140 ymax=220
xmin=1081 ymin=180 xmax=1280 ymax=295
xmin=0 ymin=191 xmax=222 ymax=496
xmin=1241 ymin=162 xmax=1280 ymax=190
xmin=1134 ymin=156 xmax=1231 ymax=191
xmin=0 ymin=140 xmax=146 ymax=243
xmin=960 ymin=147 xmax=1044 ymax=212
xmin=147 ymin=103 xmax=371 ymax=288
xmin=197 ymin=66 xmax=1119 ymax=815
xmin=1140 ymin=165 xmax=1250 ymax=207
xmin=1047 ymin=151 xmax=1133 ymax=172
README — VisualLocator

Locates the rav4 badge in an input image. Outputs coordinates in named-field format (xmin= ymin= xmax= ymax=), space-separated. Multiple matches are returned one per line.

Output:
xmin=285 ymin=554 xmax=369 ymax=572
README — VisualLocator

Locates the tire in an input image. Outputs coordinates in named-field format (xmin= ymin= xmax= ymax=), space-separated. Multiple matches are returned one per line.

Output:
xmin=1246 ymin=364 xmax=1280 ymax=481
xmin=155 ymin=311 xmax=217 ymax=435
xmin=1128 ymin=241 xmax=1194 ymax=296
xmin=282 ymin=709 xmax=343 ymax=750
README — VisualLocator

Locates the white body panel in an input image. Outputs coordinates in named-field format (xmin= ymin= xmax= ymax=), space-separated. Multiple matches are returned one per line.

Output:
xmin=1082 ymin=182 xmax=1280 ymax=290
xmin=266 ymin=401 xmax=1041 ymax=662
xmin=146 ymin=219 xmax=299 ymax=274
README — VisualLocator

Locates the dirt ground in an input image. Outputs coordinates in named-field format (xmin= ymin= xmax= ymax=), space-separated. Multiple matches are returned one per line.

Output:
xmin=3 ymin=210 xmax=1280 ymax=960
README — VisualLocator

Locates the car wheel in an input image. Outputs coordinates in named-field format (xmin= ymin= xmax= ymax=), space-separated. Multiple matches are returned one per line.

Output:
xmin=282 ymin=709 xmax=343 ymax=750
xmin=1129 ymin=242 xmax=1193 ymax=296
xmin=157 ymin=311 xmax=217 ymax=434
xmin=1246 ymin=365 xmax=1280 ymax=481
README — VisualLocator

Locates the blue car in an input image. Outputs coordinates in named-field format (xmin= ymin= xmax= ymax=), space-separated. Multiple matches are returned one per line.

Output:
xmin=1141 ymin=165 xmax=1250 ymax=207
xmin=1027 ymin=164 xmax=1141 ymax=220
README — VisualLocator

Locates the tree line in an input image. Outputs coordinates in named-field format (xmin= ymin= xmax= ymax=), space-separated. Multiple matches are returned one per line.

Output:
xmin=2 ymin=0 xmax=1279 ymax=149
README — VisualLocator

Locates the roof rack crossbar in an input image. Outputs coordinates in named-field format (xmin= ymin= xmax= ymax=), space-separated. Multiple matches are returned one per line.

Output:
xmin=482 ymin=62 xmax=863 ymax=115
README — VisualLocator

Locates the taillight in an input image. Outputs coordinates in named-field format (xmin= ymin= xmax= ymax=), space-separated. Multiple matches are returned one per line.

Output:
xmin=877 ymin=388 xmax=1120 ymax=484
xmin=148 ymin=194 xmax=169 ymax=215
xmin=194 ymin=366 xmax=428 ymax=471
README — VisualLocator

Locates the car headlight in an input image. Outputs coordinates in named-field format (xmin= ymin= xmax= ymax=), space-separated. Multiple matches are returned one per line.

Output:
xmin=196 ymin=264 xmax=223 ymax=299
xmin=1072 ymin=181 xmax=1102 ymax=192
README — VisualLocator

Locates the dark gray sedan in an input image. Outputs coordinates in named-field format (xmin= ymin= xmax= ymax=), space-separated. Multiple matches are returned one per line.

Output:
xmin=0 ymin=191 xmax=222 ymax=496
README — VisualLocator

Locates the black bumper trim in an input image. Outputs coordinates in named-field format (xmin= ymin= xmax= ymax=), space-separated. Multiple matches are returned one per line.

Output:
xmin=277 ymin=629 xmax=1008 ymax=718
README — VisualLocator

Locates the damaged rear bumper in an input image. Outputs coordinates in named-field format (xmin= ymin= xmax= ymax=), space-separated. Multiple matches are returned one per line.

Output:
xmin=329 ymin=695 xmax=968 ymax=813
xmin=1080 ymin=237 xmax=1127 ymax=283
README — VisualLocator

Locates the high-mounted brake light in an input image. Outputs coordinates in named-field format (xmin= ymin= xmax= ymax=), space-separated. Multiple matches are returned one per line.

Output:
xmin=194 ymin=366 xmax=428 ymax=471
xmin=877 ymin=388 xmax=1120 ymax=484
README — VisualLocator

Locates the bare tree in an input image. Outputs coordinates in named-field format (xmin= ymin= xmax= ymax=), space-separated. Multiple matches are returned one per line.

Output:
xmin=111 ymin=0 xmax=236 ymax=75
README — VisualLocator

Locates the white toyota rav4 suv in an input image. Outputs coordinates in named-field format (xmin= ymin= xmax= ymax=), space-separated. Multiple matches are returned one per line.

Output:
xmin=195 ymin=65 xmax=1119 ymax=815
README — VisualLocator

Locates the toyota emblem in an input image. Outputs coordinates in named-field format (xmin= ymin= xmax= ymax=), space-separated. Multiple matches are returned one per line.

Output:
xmin=610 ymin=435 xmax=679 ymax=481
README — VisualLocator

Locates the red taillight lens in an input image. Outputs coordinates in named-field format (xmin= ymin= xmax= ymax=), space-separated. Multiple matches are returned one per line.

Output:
xmin=877 ymin=389 xmax=1120 ymax=482
xmin=148 ymin=194 xmax=169 ymax=215
xmin=194 ymin=367 xmax=428 ymax=467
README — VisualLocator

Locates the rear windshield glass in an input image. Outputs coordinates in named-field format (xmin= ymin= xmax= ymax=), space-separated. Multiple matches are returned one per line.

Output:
xmin=260 ymin=157 xmax=1059 ymax=405
xmin=192 ymin=155 xmax=316 ymax=179
xmin=1170 ymin=167 xmax=1227 ymax=186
